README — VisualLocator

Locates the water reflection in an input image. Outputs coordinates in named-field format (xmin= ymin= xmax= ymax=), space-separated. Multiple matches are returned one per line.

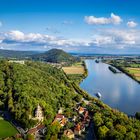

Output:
xmin=80 ymin=59 xmax=140 ymax=115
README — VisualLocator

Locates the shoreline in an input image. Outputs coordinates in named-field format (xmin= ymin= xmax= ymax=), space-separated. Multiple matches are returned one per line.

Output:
xmin=110 ymin=64 xmax=140 ymax=84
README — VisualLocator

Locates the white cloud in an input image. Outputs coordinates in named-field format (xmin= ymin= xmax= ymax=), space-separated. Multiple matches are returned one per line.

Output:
xmin=85 ymin=13 xmax=122 ymax=25
xmin=4 ymin=30 xmax=25 ymax=41
xmin=127 ymin=21 xmax=138 ymax=28
xmin=90 ymin=29 xmax=140 ymax=49
xmin=1 ymin=30 xmax=90 ymax=49
xmin=0 ymin=29 xmax=140 ymax=53
xmin=110 ymin=13 xmax=122 ymax=25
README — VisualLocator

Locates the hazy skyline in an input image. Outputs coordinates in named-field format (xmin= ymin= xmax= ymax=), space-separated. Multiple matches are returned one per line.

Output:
xmin=0 ymin=0 xmax=140 ymax=54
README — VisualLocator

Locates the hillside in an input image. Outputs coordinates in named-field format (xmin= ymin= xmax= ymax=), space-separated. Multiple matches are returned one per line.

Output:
xmin=0 ymin=49 xmax=80 ymax=66
xmin=0 ymin=49 xmax=38 ymax=58
xmin=32 ymin=49 xmax=80 ymax=65
xmin=0 ymin=61 xmax=140 ymax=139
xmin=0 ymin=60 xmax=81 ymax=128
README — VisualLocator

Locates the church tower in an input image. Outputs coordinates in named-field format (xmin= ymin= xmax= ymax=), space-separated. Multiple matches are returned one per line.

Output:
xmin=35 ymin=104 xmax=44 ymax=122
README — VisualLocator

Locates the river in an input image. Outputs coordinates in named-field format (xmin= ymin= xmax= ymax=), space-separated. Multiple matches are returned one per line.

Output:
xmin=80 ymin=59 xmax=140 ymax=115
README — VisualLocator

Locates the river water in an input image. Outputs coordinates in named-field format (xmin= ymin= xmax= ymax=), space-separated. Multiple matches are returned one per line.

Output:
xmin=80 ymin=59 xmax=140 ymax=115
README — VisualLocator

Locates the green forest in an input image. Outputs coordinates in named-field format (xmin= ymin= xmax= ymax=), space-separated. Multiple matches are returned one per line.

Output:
xmin=31 ymin=49 xmax=80 ymax=65
xmin=0 ymin=60 xmax=80 ymax=129
xmin=0 ymin=60 xmax=140 ymax=139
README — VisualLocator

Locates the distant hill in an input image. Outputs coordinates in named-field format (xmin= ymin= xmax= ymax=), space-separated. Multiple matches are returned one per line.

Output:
xmin=32 ymin=49 xmax=80 ymax=64
xmin=0 ymin=49 xmax=80 ymax=65
xmin=0 ymin=49 xmax=38 ymax=58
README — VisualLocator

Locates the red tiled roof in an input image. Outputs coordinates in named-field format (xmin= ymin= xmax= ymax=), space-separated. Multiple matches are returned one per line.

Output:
xmin=55 ymin=114 xmax=64 ymax=119
xmin=84 ymin=111 xmax=89 ymax=119
xmin=79 ymin=107 xmax=84 ymax=111
xmin=27 ymin=124 xmax=45 ymax=134
xmin=75 ymin=124 xmax=81 ymax=131
xmin=15 ymin=134 xmax=22 ymax=138
xmin=37 ymin=124 xmax=45 ymax=130
xmin=27 ymin=128 xmax=37 ymax=134
xmin=60 ymin=118 xmax=67 ymax=125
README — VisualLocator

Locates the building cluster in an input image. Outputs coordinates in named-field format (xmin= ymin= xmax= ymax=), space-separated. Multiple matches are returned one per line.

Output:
xmin=9 ymin=60 xmax=25 ymax=64
xmin=52 ymin=106 xmax=91 ymax=139
xmin=16 ymin=104 xmax=91 ymax=139
xmin=73 ymin=106 xmax=90 ymax=136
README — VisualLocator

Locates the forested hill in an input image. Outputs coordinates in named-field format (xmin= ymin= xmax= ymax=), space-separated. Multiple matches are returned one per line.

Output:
xmin=0 ymin=49 xmax=80 ymax=65
xmin=31 ymin=49 xmax=80 ymax=64
xmin=0 ymin=60 xmax=81 ymax=128
xmin=1 ymin=60 xmax=140 ymax=139
xmin=0 ymin=49 xmax=37 ymax=58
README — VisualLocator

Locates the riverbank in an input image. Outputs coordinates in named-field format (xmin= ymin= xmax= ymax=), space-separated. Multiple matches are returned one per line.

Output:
xmin=79 ymin=59 xmax=140 ymax=139
xmin=103 ymin=59 xmax=140 ymax=84
xmin=62 ymin=61 xmax=88 ymax=84
xmin=110 ymin=64 xmax=140 ymax=84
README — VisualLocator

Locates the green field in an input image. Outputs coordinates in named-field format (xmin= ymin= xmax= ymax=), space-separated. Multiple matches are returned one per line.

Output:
xmin=0 ymin=119 xmax=18 ymax=139
xmin=126 ymin=67 xmax=140 ymax=81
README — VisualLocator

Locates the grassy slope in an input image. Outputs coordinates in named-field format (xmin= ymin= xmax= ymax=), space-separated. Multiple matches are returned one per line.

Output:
xmin=0 ymin=119 xmax=18 ymax=138
xmin=125 ymin=67 xmax=140 ymax=81
xmin=63 ymin=61 xmax=88 ymax=84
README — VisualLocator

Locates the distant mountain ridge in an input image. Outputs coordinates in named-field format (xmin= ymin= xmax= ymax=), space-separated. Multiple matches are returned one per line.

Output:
xmin=0 ymin=49 xmax=38 ymax=58
xmin=0 ymin=49 xmax=80 ymax=64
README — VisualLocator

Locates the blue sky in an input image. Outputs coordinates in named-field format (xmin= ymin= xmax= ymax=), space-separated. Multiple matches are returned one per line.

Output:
xmin=0 ymin=0 xmax=140 ymax=54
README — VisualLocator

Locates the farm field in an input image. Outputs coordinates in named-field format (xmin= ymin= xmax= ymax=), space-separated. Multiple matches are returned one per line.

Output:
xmin=126 ymin=67 xmax=140 ymax=81
xmin=62 ymin=66 xmax=85 ymax=74
xmin=0 ymin=118 xmax=18 ymax=139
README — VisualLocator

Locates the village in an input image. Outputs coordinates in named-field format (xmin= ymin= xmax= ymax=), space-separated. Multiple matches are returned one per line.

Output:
xmin=4 ymin=60 xmax=93 ymax=140
xmin=25 ymin=100 xmax=92 ymax=140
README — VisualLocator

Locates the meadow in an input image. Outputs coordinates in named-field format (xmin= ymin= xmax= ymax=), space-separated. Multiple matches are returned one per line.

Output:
xmin=0 ymin=118 xmax=18 ymax=139
xmin=126 ymin=67 xmax=140 ymax=81
xmin=62 ymin=66 xmax=85 ymax=74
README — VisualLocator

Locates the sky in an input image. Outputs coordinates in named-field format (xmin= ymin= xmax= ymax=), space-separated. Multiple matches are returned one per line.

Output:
xmin=0 ymin=0 xmax=140 ymax=54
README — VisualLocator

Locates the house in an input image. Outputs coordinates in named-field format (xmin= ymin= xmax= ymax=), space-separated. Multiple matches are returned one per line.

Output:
xmin=54 ymin=114 xmax=64 ymax=121
xmin=35 ymin=104 xmax=44 ymax=122
xmin=9 ymin=60 xmax=25 ymax=64
xmin=27 ymin=127 xmax=37 ymax=135
xmin=64 ymin=129 xmax=74 ymax=139
xmin=78 ymin=107 xmax=85 ymax=114
xmin=52 ymin=114 xmax=67 ymax=127
xmin=84 ymin=111 xmax=89 ymax=120
xmin=60 ymin=118 xmax=67 ymax=127
xmin=74 ymin=124 xmax=81 ymax=135
xmin=27 ymin=124 xmax=46 ymax=135
xmin=37 ymin=124 xmax=46 ymax=134
xmin=74 ymin=123 xmax=86 ymax=135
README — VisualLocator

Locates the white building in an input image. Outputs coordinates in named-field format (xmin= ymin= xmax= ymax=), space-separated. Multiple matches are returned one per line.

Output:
xmin=9 ymin=60 xmax=25 ymax=64
xmin=35 ymin=104 xmax=44 ymax=122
